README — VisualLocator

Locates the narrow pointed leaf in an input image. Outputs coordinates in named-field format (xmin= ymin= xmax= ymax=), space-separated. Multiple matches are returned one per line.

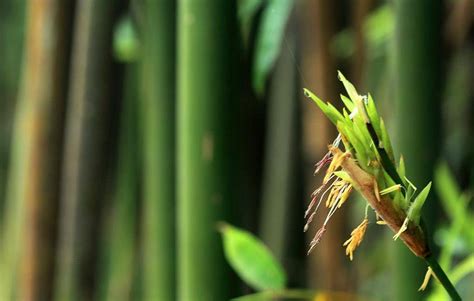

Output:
xmin=303 ymin=88 xmax=328 ymax=113
xmin=337 ymin=71 xmax=360 ymax=102
xmin=407 ymin=182 xmax=432 ymax=224
xmin=336 ymin=122 xmax=368 ymax=168
xmin=398 ymin=156 xmax=406 ymax=180
xmin=365 ymin=94 xmax=382 ymax=138
xmin=325 ymin=102 xmax=345 ymax=125
xmin=340 ymin=94 xmax=355 ymax=112
xmin=379 ymin=118 xmax=394 ymax=160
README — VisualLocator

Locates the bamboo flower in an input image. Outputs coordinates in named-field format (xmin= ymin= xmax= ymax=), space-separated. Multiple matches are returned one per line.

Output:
xmin=343 ymin=218 xmax=369 ymax=261
xmin=303 ymin=72 xmax=461 ymax=300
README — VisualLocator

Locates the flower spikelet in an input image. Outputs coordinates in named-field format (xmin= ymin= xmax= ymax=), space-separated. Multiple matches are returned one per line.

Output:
xmin=343 ymin=218 xmax=368 ymax=261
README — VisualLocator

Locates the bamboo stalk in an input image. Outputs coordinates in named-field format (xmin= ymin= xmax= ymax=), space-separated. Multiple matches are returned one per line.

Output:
xmin=393 ymin=0 xmax=442 ymax=298
xmin=177 ymin=1 xmax=238 ymax=299
xmin=0 ymin=1 xmax=74 ymax=300
xmin=0 ymin=0 xmax=26 ymax=218
xmin=140 ymin=0 xmax=176 ymax=299
xmin=54 ymin=1 xmax=124 ymax=300
xmin=98 ymin=65 xmax=139 ymax=301
xmin=259 ymin=20 xmax=299 ymax=261
xmin=300 ymin=0 xmax=350 ymax=290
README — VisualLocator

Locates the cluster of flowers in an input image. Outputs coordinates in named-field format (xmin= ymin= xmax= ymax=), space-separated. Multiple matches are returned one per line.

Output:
xmin=303 ymin=72 xmax=432 ymax=263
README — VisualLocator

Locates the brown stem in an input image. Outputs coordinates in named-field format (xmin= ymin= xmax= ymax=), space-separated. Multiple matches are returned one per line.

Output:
xmin=330 ymin=147 xmax=430 ymax=258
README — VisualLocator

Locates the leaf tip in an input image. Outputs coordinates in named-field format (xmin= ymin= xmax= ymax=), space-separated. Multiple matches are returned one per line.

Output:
xmin=216 ymin=221 xmax=230 ymax=233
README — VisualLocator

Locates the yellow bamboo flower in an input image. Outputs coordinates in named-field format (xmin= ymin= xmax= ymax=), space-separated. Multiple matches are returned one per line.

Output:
xmin=343 ymin=218 xmax=369 ymax=261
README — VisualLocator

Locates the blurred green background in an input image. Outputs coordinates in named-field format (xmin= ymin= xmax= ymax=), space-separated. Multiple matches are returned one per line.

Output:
xmin=0 ymin=0 xmax=473 ymax=300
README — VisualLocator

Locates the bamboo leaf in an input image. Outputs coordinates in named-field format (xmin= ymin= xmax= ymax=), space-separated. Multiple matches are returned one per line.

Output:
xmin=253 ymin=0 xmax=294 ymax=95
xmin=305 ymin=88 xmax=344 ymax=125
xmin=113 ymin=15 xmax=140 ymax=62
xmin=365 ymin=94 xmax=382 ymax=139
xmin=238 ymin=0 xmax=264 ymax=45
xmin=407 ymin=182 xmax=432 ymax=224
xmin=340 ymin=94 xmax=355 ymax=112
xmin=398 ymin=156 xmax=406 ymax=180
xmin=337 ymin=71 xmax=360 ymax=102
xmin=393 ymin=191 xmax=404 ymax=210
xmin=435 ymin=163 xmax=474 ymax=248
xmin=352 ymin=116 xmax=375 ymax=153
xmin=325 ymin=102 xmax=345 ymax=125
xmin=219 ymin=223 xmax=286 ymax=291
xmin=379 ymin=118 xmax=394 ymax=160
xmin=336 ymin=122 xmax=368 ymax=168
xmin=303 ymin=88 xmax=328 ymax=113
xmin=450 ymin=255 xmax=474 ymax=284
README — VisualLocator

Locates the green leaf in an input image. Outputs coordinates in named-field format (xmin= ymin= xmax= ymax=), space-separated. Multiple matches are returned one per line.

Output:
xmin=253 ymin=0 xmax=294 ymax=95
xmin=303 ymin=88 xmax=328 ymax=113
xmin=398 ymin=156 xmax=406 ymax=180
xmin=364 ymin=4 xmax=394 ymax=54
xmin=331 ymin=28 xmax=355 ymax=59
xmin=331 ymin=4 xmax=393 ymax=59
xmin=379 ymin=118 xmax=394 ymax=160
xmin=113 ymin=15 xmax=140 ymax=62
xmin=435 ymin=163 xmax=463 ymax=212
xmin=340 ymin=94 xmax=355 ymax=112
xmin=337 ymin=122 xmax=369 ymax=168
xmin=325 ymin=102 xmax=345 ymax=125
xmin=219 ymin=223 xmax=286 ymax=291
xmin=238 ymin=0 xmax=265 ymax=46
xmin=407 ymin=182 xmax=432 ymax=224
xmin=435 ymin=163 xmax=474 ymax=248
xmin=393 ymin=191 xmax=404 ymax=210
xmin=231 ymin=290 xmax=316 ymax=301
xmin=352 ymin=115 xmax=374 ymax=151
xmin=451 ymin=255 xmax=474 ymax=284
xmin=365 ymin=94 xmax=382 ymax=140
xmin=337 ymin=71 xmax=360 ymax=103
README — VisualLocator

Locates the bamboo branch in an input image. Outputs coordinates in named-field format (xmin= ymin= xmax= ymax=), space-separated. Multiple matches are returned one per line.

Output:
xmin=331 ymin=147 xmax=430 ymax=258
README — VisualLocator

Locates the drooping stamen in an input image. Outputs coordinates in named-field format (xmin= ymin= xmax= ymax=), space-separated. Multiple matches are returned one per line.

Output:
xmin=303 ymin=182 xmax=333 ymax=232
xmin=315 ymin=151 xmax=333 ymax=174
xmin=306 ymin=145 xmax=354 ymax=254
xmin=307 ymin=225 xmax=327 ymax=254
xmin=304 ymin=176 xmax=337 ymax=231
xmin=305 ymin=174 xmax=336 ymax=218
xmin=314 ymin=134 xmax=343 ymax=174
xmin=393 ymin=217 xmax=409 ymax=240
xmin=324 ymin=183 xmax=351 ymax=225
xmin=418 ymin=267 xmax=434 ymax=291
xmin=343 ymin=218 xmax=369 ymax=260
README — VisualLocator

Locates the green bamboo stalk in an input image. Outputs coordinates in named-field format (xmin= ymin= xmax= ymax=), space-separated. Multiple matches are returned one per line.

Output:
xmin=140 ymin=1 xmax=176 ymax=300
xmin=98 ymin=65 xmax=139 ymax=301
xmin=393 ymin=0 xmax=442 ymax=298
xmin=54 ymin=1 xmax=123 ymax=300
xmin=0 ymin=1 xmax=73 ymax=300
xmin=0 ymin=0 xmax=26 ymax=219
xmin=177 ymin=1 xmax=238 ymax=300
xmin=259 ymin=22 xmax=298 ymax=261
